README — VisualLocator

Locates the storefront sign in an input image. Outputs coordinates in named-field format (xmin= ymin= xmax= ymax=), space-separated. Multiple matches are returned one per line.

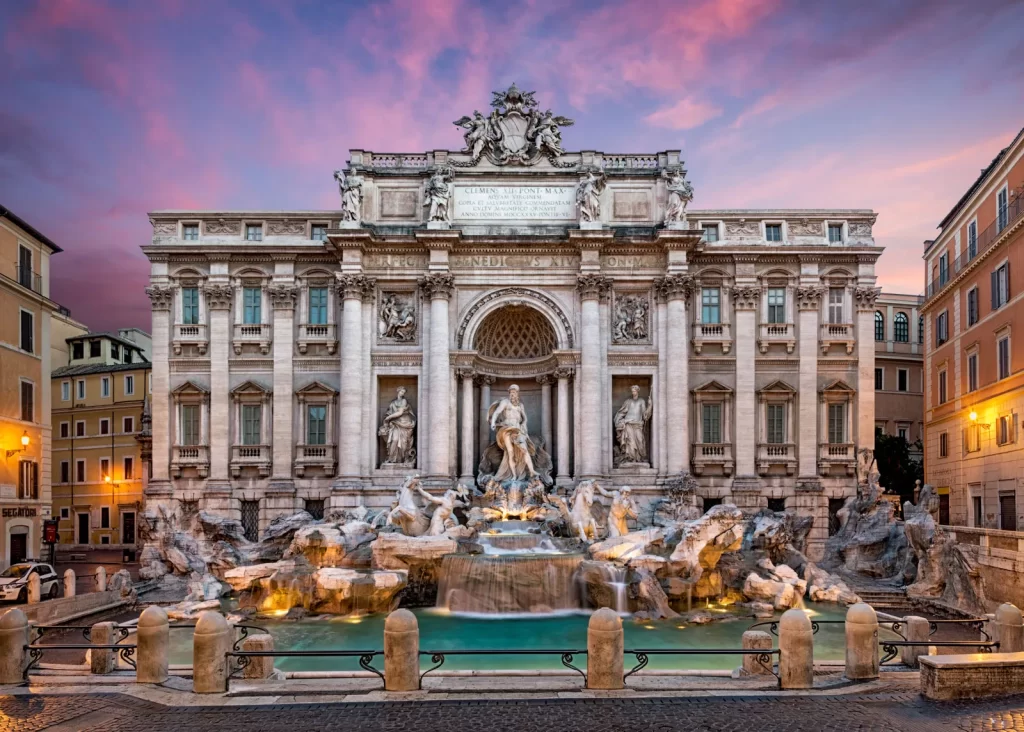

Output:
xmin=2 ymin=507 xmax=37 ymax=518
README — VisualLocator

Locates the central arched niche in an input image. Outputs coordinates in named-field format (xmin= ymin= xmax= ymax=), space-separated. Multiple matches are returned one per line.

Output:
xmin=473 ymin=304 xmax=557 ymax=361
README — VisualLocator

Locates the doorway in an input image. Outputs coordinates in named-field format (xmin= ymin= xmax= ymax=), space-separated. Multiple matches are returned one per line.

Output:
xmin=1000 ymin=492 xmax=1017 ymax=532
xmin=77 ymin=513 xmax=90 ymax=545
xmin=9 ymin=531 xmax=28 ymax=564
xmin=122 ymin=511 xmax=136 ymax=545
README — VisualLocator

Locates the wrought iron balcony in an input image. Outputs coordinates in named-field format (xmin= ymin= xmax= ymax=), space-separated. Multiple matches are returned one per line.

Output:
xmin=14 ymin=265 xmax=42 ymax=294
xmin=818 ymin=442 xmax=855 ymax=476
xmin=757 ymin=443 xmax=796 ymax=476
xmin=233 ymin=323 xmax=272 ymax=355
xmin=173 ymin=323 xmax=208 ymax=355
xmin=757 ymin=323 xmax=796 ymax=354
xmin=691 ymin=442 xmax=734 ymax=476
xmin=297 ymin=323 xmax=337 ymax=354
xmin=692 ymin=322 xmax=732 ymax=355
xmin=231 ymin=444 xmax=271 ymax=477
xmin=294 ymin=444 xmax=336 ymax=477
xmin=171 ymin=444 xmax=209 ymax=478
xmin=819 ymin=323 xmax=855 ymax=354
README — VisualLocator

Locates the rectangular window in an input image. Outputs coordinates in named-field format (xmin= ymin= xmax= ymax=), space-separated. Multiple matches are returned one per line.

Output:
xmin=76 ymin=380 xmax=85 ymax=400
xmin=89 ymin=340 xmax=101 ymax=358
xmin=999 ymin=336 xmax=1011 ymax=380
xmin=702 ymin=403 xmax=722 ymax=443
xmin=998 ymin=187 xmax=1009 ymax=232
xmin=111 ymin=344 xmax=120 ymax=360
xmin=766 ymin=404 xmax=785 ymax=444
xmin=992 ymin=263 xmax=1010 ymax=309
xmin=18 ymin=245 xmax=33 ymax=289
xmin=60 ymin=461 xmax=69 ymax=484
xmin=17 ymin=461 xmax=38 ymax=500
xmin=311 ymin=225 xmax=327 ymax=241
xmin=767 ymin=288 xmax=785 ymax=323
xmin=828 ymin=223 xmax=843 ymax=243
xmin=72 ymin=341 xmax=84 ymax=360
xmin=968 ymin=220 xmax=978 ymax=258
xmin=307 ymin=405 xmax=327 ymax=445
xmin=997 ymin=414 xmax=1015 ymax=446
xmin=20 ymin=381 xmax=33 ymax=422
xmin=898 ymin=426 xmax=908 ymax=441
xmin=242 ymin=404 xmax=262 ymax=445
xmin=973 ymin=495 xmax=983 ymax=527
xmin=243 ymin=287 xmax=262 ymax=324
xmin=702 ymin=224 xmax=719 ymax=242
xmin=967 ymin=287 xmax=979 ymax=326
xmin=968 ymin=353 xmax=979 ymax=392
xmin=59 ymin=422 xmax=69 ymax=439
xmin=701 ymin=288 xmax=720 ymax=324
xmin=182 ymin=224 xmax=199 ymax=240
xmin=939 ymin=370 xmax=948 ymax=404
xmin=874 ymin=368 xmax=883 ymax=390
xmin=60 ymin=507 xmax=70 ymax=520
xmin=101 ymin=377 xmax=110 ymax=398
xmin=827 ymin=403 xmax=845 ymax=444
xmin=939 ymin=431 xmax=948 ymax=458
xmin=308 ymin=287 xmax=328 ymax=325
xmin=124 ymin=456 xmax=134 ymax=480
xmin=101 ymin=506 xmax=110 ymax=529
xmin=936 ymin=312 xmax=948 ymax=345
xmin=61 ymin=381 xmax=70 ymax=401
xmin=764 ymin=223 xmax=782 ymax=242
xmin=897 ymin=369 xmax=908 ymax=392
xmin=828 ymin=288 xmax=844 ymax=324
xmin=100 ymin=457 xmax=110 ymax=480
xmin=180 ymin=405 xmax=200 ymax=446
xmin=182 ymin=287 xmax=200 ymax=325
xmin=246 ymin=224 xmax=263 ymax=241
xmin=75 ymin=421 xmax=85 ymax=437
xmin=99 ymin=418 xmax=110 ymax=436
xmin=305 ymin=499 xmax=325 ymax=520
xmin=75 ymin=460 xmax=85 ymax=482
xmin=123 ymin=350 xmax=132 ymax=364
xmin=939 ymin=253 xmax=949 ymax=285
xmin=123 ymin=416 xmax=134 ymax=433
xmin=124 ymin=375 xmax=135 ymax=395
xmin=20 ymin=310 xmax=33 ymax=353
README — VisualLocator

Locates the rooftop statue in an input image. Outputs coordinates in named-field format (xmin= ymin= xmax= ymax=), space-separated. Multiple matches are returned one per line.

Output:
xmin=333 ymin=169 xmax=363 ymax=223
xmin=663 ymin=169 xmax=694 ymax=225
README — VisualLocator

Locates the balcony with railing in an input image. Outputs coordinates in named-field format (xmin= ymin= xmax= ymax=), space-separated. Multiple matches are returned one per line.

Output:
xmin=757 ymin=443 xmax=796 ymax=476
xmin=926 ymin=190 xmax=1024 ymax=302
xmin=819 ymin=323 xmax=855 ymax=354
xmin=231 ymin=444 xmax=271 ymax=477
xmin=233 ymin=323 xmax=272 ymax=355
xmin=691 ymin=442 xmax=734 ymax=476
xmin=294 ymin=444 xmax=336 ymax=477
xmin=757 ymin=323 xmax=796 ymax=354
xmin=818 ymin=443 xmax=855 ymax=476
xmin=171 ymin=445 xmax=209 ymax=478
xmin=297 ymin=323 xmax=338 ymax=354
xmin=692 ymin=322 xmax=732 ymax=355
xmin=14 ymin=265 xmax=42 ymax=294
xmin=173 ymin=323 xmax=208 ymax=355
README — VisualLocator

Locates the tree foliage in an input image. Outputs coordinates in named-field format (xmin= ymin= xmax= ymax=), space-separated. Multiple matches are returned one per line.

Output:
xmin=874 ymin=433 xmax=923 ymax=505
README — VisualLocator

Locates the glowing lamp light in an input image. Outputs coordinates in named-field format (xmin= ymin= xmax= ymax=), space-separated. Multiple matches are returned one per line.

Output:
xmin=5 ymin=431 xmax=30 ymax=459
xmin=20 ymin=433 xmax=29 ymax=448
xmin=969 ymin=410 xmax=978 ymax=422
xmin=105 ymin=475 xmax=112 ymax=483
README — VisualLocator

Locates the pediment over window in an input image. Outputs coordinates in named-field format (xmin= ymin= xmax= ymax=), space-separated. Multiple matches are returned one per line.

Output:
xmin=231 ymin=380 xmax=272 ymax=396
xmin=759 ymin=380 xmax=796 ymax=395
xmin=296 ymin=380 xmax=338 ymax=397
xmin=692 ymin=380 xmax=733 ymax=395
xmin=171 ymin=380 xmax=209 ymax=396
xmin=820 ymin=379 xmax=855 ymax=395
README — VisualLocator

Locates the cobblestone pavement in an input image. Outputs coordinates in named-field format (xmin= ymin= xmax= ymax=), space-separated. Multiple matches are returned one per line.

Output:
xmin=5 ymin=692 xmax=1024 ymax=731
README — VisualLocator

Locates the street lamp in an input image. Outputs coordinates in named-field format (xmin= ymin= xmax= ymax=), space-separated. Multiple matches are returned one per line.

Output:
xmin=5 ymin=431 xmax=29 ymax=459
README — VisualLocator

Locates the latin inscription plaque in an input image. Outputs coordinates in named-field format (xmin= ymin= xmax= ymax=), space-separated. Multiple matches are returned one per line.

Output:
xmin=453 ymin=186 xmax=576 ymax=221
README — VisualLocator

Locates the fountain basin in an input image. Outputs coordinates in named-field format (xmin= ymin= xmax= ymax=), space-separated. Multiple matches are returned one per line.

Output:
xmin=437 ymin=552 xmax=585 ymax=614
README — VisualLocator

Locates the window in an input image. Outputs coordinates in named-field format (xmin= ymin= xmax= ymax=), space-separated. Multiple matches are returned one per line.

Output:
xmin=702 ymin=403 xmax=722 ymax=443
xmin=305 ymin=499 xmax=325 ymax=520
xmin=75 ymin=421 xmax=85 ymax=438
xmin=968 ymin=220 xmax=978 ymax=258
xmin=240 ymin=500 xmax=260 ymax=542
xmin=101 ymin=377 xmax=110 ymax=398
xmin=939 ymin=432 xmax=948 ymax=458
xmin=89 ymin=340 xmax=101 ymax=358
xmin=938 ymin=253 xmax=949 ymax=285
xmin=968 ymin=352 xmax=979 ymax=392
xmin=61 ymin=381 xmax=70 ymax=401
xmin=894 ymin=312 xmax=909 ymax=342
xmin=898 ymin=426 xmax=908 ymax=441
xmin=998 ymin=186 xmax=1009 ymax=232
xmin=111 ymin=344 xmax=120 ymax=360
xmin=246 ymin=224 xmax=263 ymax=241
xmin=124 ymin=456 xmax=134 ymax=480
xmin=242 ymin=404 xmax=262 ymax=445
xmin=124 ymin=350 xmax=132 ymax=364
xmin=183 ymin=224 xmax=199 ymax=240
xmin=938 ymin=369 xmax=947 ymax=404
xmin=124 ymin=375 xmax=135 ymax=395
xmin=967 ymin=287 xmax=979 ymax=327
xmin=308 ymin=287 xmax=328 ymax=325
xmin=182 ymin=287 xmax=200 ymax=324
xmin=874 ymin=368 xmax=883 ymax=390
xmin=101 ymin=507 xmax=110 ymax=529
xmin=99 ymin=418 xmax=110 ymax=436
xmin=75 ymin=459 xmax=86 ymax=482
xmin=60 ymin=461 xmax=69 ymax=484
xmin=998 ymin=414 xmax=1016 ymax=446
xmin=702 ymin=224 xmax=719 ymax=242
xmin=874 ymin=311 xmax=884 ymax=341
xmin=123 ymin=416 xmax=134 ymax=433
xmin=243 ymin=287 xmax=262 ymax=324
xmin=76 ymin=380 xmax=85 ymax=399
xmin=767 ymin=288 xmax=785 ymax=323
xmin=827 ymin=403 xmax=845 ymax=444
xmin=935 ymin=312 xmax=948 ymax=345
xmin=897 ymin=369 xmax=909 ymax=392
xmin=72 ymin=341 xmax=83 ymax=360
xmin=18 ymin=245 xmax=33 ymax=289
xmin=828 ymin=288 xmax=844 ymax=324
xmin=20 ymin=381 xmax=33 ymax=422
xmin=19 ymin=310 xmax=33 ymax=353
xmin=100 ymin=535 xmax=110 ymax=545
xmin=828 ymin=223 xmax=843 ymax=243
xmin=973 ymin=495 xmax=983 ymax=527
xmin=311 ymin=225 xmax=327 ymax=242
xmin=765 ymin=223 xmax=782 ymax=242
xmin=61 ymin=507 xmax=70 ymax=520
xmin=180 ymin=405 xmax=200 ymax=445
xmin=17 ymin=461 xmax=38 ymax=500
xmin=701 ymin=288 xmax=720 ymax=324
xmin=307 ymin=405 xmax=327 ymax=445
xmin=766 ymin=404 xmax=785 ymax=444
xmin=59 ymin=422 xmax=69 ymax=439
xmin=992 ymin=263 xmax=1010 ymax=309
xmin=100 ymin=457 xmax=110 ymax=480
xmin=919 ymin=315 xmax=924 ymax=344
xmin=998 ymin=336 xmax=1011 ymax=380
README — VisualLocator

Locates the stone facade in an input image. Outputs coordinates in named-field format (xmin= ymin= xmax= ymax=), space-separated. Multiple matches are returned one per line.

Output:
xmin=141 ymin=87 xmax=881 ymax=558
xmin=873 ymin=291 xmax=924 ymax=455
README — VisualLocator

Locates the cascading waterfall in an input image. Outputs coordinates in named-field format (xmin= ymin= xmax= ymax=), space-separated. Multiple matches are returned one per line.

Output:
xmin=437 ymin=553 xmax=585 ymax=614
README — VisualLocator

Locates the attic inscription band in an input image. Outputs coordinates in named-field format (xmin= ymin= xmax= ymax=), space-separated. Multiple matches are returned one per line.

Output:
xmin=453 ymin=185 xmax=576 ymax=221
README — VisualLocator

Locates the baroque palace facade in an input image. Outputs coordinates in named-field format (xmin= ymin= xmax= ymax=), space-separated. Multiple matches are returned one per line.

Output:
xmin=142 ymin=86 xmax=881 ymax=557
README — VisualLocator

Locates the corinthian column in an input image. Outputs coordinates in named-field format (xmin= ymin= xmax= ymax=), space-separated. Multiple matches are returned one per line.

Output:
xmin=420 ymin=273 xmax=454 ymax=481
xmin=657 ymin=275 xmax=692 ymax=474
xmin=269 ymin=285 xmax=298 ymax=485
xmin=204 ymin=283 xmax=234 ymax=487
xmin=476 ymin=375 xmax=494 ymax=456
xmin=145 ymin=286 xmax=174 ymax=488
xmin=554 ymin=367 xmax=573 ymax=485
xmin=854 ymin=286 xmax=880 ymax=454
xmin=731 ymin=285 xmax=759 ymax=485
xmin=537 ymin=374 xmax=553 ymax=455
xmin=336 ymin=275 xmax=367 ymax=481
xmin=796 ymin=286 xmax=824 ymax=483
xmin=458 ymin=369 xmax=475 ymax=483
xmin=577 ymin=274 xmax=610 ymax=478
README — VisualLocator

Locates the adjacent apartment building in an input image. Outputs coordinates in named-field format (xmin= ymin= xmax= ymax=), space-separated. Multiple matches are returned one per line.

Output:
xmin=922 ymin=127 xmax=1024 ymax=528
xmin=52 ymin=330 xmax=152 ymax=550
xmin=874 ymin=291 xmax=925 ymax=457
xmin=0 ymin=205 xmax=64 ymax=569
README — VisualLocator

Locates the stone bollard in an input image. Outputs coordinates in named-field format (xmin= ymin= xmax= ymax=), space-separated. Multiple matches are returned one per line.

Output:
xmin=63 ymin=569 xmax=76 ymax=599
xmin=741 ymin=630 xmax=774 ymax=675
xmin=90 ymin=622 xmax=117 ymax=674
xmin=845 ymin=603 xmax=879 ymax=680
xmin=779 ymin=609 xmax=813 ymax=689
xmin=193 ymin=611 xmax=232 ymax=693
xmin=240 ymin=634 xmax=275 ymax=679
xmin=27 ymin=574 xmax=40 ymax=604
xmin=0 ymin=608 xmax=29 ymax=684
xmin=96 ymin=567 xmax=107 ymax=593
xmin=136 ymin=606 xmax=169 ymax=684
xmin=384 ymin=609 xmax=419 ymax=691
xmin=994 ymin=603 xmax=1024 ymax=653
xmin=900 ymin=616 xmax=930 ymax=668
xmin=587 ymin=607 xmax=624 ymax=690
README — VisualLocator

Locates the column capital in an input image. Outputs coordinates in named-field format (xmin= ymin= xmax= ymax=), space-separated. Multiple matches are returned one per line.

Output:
xmin=204 ymin=284 xmax=234 ymax=310
xmin=536 ymin=374 xmax=554 ymax=386
xmin=854 ymin=286 xmax=882 ymax=312
xmin=145 ymin=285 xmax=174 ymax=311
xmin=795 ymin=285 xmax=825 ymax=311
xmin=553 ymin=366 xmax=575 ymax=380
xmin=654 ymin=274 xmax=692 ymax=302
xmin=456 ymin=367 xmax=476 ymax=380
xmin=419 ymin=272 xmax=455 ymax=300
xmin=268 ymin=284 xmax=299 ymax=310
xmin=474 ymin=374 xmax=496 ymax=386
xmin=729 ymin=285 xmax=760 ymax=311
xmin=576 ymin=274 xmax=612 ymax=300
xmin=361 ymin=277 xmax=378 ymax=302
xmin=336 ymin=274 xmax=372 ymax=300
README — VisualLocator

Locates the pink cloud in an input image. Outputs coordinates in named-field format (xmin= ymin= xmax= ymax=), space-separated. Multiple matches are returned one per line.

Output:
xmin=645 ymin=97 xmax=722 ymax=130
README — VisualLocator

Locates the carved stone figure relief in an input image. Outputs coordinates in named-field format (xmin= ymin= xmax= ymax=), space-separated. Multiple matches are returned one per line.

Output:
xmin=788 ymin=220 xmax=822 ymax=236
xmin=334 ymin=169 xmax=364 ymax=223
xmin=379 ymin=387 xmax=416 ymax=466
xmin=267 ymin=220 xmax=307 ymax=236
xmin=849 ymin=221 xmax=873 ymax=237
xmin=151 ymin=221 xmax=178 ymax=236
xmin=612 ymin=293 xmax=650 ymax=343
xmin=378 ymin=293 xmax=417 ymax=342
xmin=576 ymin=168 xmax=606 ymax=224
xmin=205 ymin=219 xmax=240 ymax=235
xmin=613 ymin=385 xmax=653 ymax=467
xmin=424 ymin=166 xmax=453 ymax=224
xmin=662 ymin=169 xmax=694 ymax=224
xmin=726 ymin=220 xmax=759 ymax=236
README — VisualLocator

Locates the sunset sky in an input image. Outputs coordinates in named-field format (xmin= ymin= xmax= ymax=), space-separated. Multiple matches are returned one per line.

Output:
xmin=2 ymin=0 xmax=1022 ymax=331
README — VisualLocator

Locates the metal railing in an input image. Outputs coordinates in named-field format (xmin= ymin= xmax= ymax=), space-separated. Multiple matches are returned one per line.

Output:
xmin=226 ymin=649 xmax=384 ymax=682
xmin=24 ymin=643 xmax=136 ymax=678
xmin=419 ymin=649 xmax=587 ymax=684
xmin=879 ymin=640 xmax=998 ymax=665
xmin=624 ymin=648 xmax=780 ymax=684
xmin=31 ymin=624 xmax=131 ymax=644
xmin=14 ymin=265 xmax=42 ymax=294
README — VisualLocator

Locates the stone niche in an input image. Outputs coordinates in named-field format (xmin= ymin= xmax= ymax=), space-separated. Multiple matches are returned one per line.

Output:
xmin=486 ymin=378 xmax=546 ymax=450
xmin=377 ymin=376 xmax=419 ymax=470
xmin=611 ymin=375 xmax=653 ymax=470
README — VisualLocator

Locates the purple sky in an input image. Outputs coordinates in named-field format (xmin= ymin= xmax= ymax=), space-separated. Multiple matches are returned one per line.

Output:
xmin=2 ymin=0 xmax=1023 ymax=332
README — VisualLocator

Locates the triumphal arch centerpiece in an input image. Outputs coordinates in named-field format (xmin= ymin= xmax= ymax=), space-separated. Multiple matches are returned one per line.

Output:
xmin=143 ymin=84 xmax=881 ymax=559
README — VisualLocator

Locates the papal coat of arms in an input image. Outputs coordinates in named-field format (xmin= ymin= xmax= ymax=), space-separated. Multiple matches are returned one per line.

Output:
xmin=453 ymin=83 xmax=575 ymax=167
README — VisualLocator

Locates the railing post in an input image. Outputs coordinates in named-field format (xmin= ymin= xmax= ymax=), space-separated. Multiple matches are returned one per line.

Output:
xmin=587 ymin=607 xmax=623 ymax=690
xmin=96 ymin=567 xmax=107 ymax=593
xmin=63 ymin=569 xmax=76 ymax=599
xmin=0 ymin=608 xmax=29 ymax=684
xmin=384 ymin=609 xmax=419 ymax=691
xmin=845 ymin=603 xmax=879 ymax=680
xmin=901 ymin=616 xmax=929 ymax=668
xmin=779 ymin=609 xmax=813 ymax=689
xmin=137 ymin=606 xmax=169 ymax=684
xmin=90 ymin=622 xmax=117 ymax=674
xmin=27 ymin=574 xmax=41 ymax=604
xmin=741 ymin=630 xmax=773 ymax=676
xmin=193 ymin=611 xmax=232 ymax=693
xmin=240 ymin=634 xmax=275 ymax=679
xmin=995 ymin=603 xmax=1024 ymax=653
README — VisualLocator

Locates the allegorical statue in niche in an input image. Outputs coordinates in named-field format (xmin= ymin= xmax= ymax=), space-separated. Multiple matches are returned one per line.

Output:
xmin=424 ymin=166 xmax=453 ymax=223
xmin=605 ymin=485 xmax=639 ymax=538
xmin=379 ymin=387 xmax=416 ymax=466
xmin=614 ymin=385 xmax=654 ymax=466
xmin=378 ymin=294 xmax=415 ymax=341
xmin=576 ymin=169 xmax=606 ymax=223
xmin=613 ymin=295 xmax=649 ymax=342
xmin=489 ymin=384 xmax=539 ymax=482
xmin=333 ymin=169 xmax=364 ymax=222
xmin=663 ymin=169 xmax=694 ymax=224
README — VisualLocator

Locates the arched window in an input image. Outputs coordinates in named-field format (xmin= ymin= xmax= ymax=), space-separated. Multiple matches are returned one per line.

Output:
xmin=874 ymin=311 xmax=885 ymax=341
xmin=918 ymin=315 xmax=924 ymax=344
xmin=893 ymin=312 xmax=909 ymax=342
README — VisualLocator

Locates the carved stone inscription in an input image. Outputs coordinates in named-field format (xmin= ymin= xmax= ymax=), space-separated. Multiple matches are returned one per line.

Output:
xmin=453 ymin=185 xmax=576 ymax=221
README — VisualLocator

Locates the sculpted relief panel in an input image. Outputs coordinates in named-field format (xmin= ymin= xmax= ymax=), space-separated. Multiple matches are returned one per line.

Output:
xmin=378 ymin=292 xmax=417 ymax=343
xmin=612 ymin=292 xmax=650 ymax=343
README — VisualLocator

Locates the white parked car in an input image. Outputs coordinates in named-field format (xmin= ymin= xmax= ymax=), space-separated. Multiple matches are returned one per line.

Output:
xmin=0 ymin=563 xmax=60 ymax=603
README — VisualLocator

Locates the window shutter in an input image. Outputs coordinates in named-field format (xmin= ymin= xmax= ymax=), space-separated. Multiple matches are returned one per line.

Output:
xmin=992 ymin=270 xmax=999 ymax=309
xmin=1006 ymin=262 xmax=1011 ymax=299
xmin=32 ymin=462 xmax=38 ymax=499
